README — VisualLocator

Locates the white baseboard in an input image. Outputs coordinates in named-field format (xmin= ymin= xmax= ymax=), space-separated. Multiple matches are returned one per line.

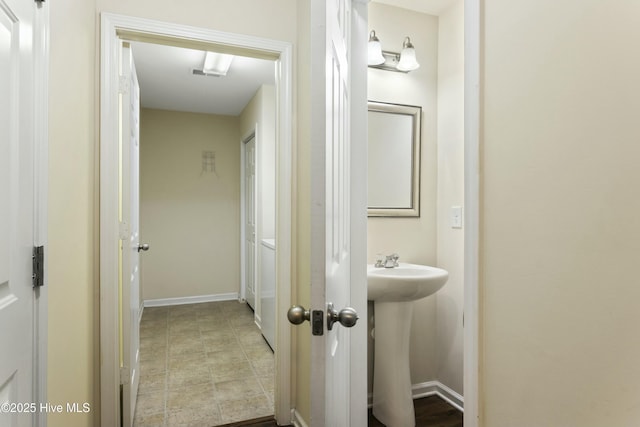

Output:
xmin=254 ymin=314 xmax=262 ymax=330
xmin=368 ymin=380 xmax=464 ymax=413
xmin=292 ymin=382 xmax=461 ymax=426
xmin=143 ymin=292 xmax=239 ymax=308
xmin=412 ymin=381 xmax=464 ymax=412
xmin=292 ymin=409 xmax=309 ymax=427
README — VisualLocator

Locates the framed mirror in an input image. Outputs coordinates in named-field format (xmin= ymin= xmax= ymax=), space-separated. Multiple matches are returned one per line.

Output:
xmin=367 ymin=101 xmax=422 ymax=217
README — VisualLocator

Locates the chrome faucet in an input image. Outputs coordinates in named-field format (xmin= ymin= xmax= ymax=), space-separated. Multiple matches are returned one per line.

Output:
xmin=374 ymin=253 xmax=399 ymax=268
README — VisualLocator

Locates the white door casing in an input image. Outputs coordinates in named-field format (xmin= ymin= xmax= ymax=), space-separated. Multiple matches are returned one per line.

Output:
xmin=463 ymin=0 xmax=481 ymax=425
xmin=309 ymin=0 xmax=368 ymax=426
xmin=0 ymin=0 xmax=48 ymax=426
xmin=120 ymin=43 xmax=141 ymax=427
xmin=100 ymin=14 xmax=294 ymax=426
xmin=244 ymin=134 xmax=257 ymax=310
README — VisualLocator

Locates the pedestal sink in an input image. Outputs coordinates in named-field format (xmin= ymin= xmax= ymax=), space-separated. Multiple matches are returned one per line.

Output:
xmin=368 ymin=263 xmax=448 ymax=427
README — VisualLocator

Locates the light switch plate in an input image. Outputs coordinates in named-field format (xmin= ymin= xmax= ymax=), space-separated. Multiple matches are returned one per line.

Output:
xmin=450 ymin=206 xmax=463 ymax=229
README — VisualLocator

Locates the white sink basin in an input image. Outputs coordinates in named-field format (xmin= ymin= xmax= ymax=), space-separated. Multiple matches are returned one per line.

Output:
xmin=367 ymin=263 xmax=449 ymax=302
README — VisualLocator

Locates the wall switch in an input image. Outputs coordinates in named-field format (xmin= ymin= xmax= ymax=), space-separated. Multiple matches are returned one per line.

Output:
xmin=450 ymin=206 xmax=463 ymax=229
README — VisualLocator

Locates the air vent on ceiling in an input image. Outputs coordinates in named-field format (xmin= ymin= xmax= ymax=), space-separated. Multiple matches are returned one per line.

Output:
xmin=192 ymin=69 xmax=222 ymax=77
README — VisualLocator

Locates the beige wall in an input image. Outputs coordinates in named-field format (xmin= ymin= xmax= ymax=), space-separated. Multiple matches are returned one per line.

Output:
xmin=367 ymin=3 xmax=440 ymax=390
xmin=294 ymin=0 xmax=312 ymax=421
xmin=482 ymin=0 xmax=640 ymax=425
xmin=47 ymin=1 xmax=297 ymax=426
xmin=95 ymin=0 xmax=297 ymax=42
xmin=48 ymin=1 xmax=98 ymax=426
xmin=367 ymin=4 xmax=438 ymax=267
xmin=139 ymin=108 xmax=240 ymax=301
xmin=435 ymin=0 xmax=464 ymax=396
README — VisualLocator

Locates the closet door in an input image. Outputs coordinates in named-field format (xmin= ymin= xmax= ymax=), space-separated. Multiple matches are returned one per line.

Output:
xmin=244 ymin=135 xmax=257 ymax=309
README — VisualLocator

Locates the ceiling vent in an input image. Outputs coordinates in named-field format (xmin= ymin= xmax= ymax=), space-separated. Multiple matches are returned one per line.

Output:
xmin=191 ymin=68 xmax=222 ymax=77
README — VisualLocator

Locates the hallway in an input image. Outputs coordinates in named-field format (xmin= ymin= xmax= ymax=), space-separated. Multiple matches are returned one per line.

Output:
xmin=134 ymin=301 xmax=274 ymax=426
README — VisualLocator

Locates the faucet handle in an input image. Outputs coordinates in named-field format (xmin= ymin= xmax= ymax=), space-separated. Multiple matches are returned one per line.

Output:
xmin=391 ymin=253 xmax=399 ymax=267
xmin=374 ymin=253 xmax=384 ymax=268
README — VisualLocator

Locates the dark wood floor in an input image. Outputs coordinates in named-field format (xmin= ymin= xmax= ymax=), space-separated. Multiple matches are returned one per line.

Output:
xmin=222 ymin=395 xmax=462 ymax=427
xmin=369 ymin=395 xmax=463 ymax=427
xmin=219 ymin=416 xmax=280 ymax=427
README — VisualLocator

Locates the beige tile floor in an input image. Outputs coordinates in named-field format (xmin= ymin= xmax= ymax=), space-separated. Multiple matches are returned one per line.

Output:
xmin=134 ymin=301 xmax=275 ymax=427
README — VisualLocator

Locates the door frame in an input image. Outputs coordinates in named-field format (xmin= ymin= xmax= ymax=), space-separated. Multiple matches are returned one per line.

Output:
xmin=464 ymin=0 xmax=481 ymax=426
xmin=240 ymin=128 xmax=258 ymax=310
xmin=34 ymin=2 xmax=50 ymax=426
xmin=99 ymin=13 xmax=293 ymax=426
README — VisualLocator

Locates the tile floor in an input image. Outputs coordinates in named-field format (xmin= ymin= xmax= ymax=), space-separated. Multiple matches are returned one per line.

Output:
xmin=134 ymin=301 xmax=275 ymax=427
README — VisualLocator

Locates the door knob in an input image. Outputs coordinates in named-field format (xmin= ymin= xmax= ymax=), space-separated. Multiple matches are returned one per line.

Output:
xmin=287 ymin=305 xmax=310 ymax=325
xmin=137 ymin=243 xmax=149 ymax=252
xmin=327 ymin=303 xmax=359 ymax=331
xmin=287 ymin=305 xmax=324 ymax=335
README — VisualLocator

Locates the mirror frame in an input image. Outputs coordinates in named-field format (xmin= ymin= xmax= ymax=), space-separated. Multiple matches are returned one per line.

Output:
xmin=367 ymin=101 xmax=422 ymax=217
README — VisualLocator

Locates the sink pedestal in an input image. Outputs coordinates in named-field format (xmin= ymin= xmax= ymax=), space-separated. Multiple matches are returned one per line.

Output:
xmin=372 ymin=301 xmax=415 ymax=427
xmin=367 ymin=263 xmax=448 ymax=427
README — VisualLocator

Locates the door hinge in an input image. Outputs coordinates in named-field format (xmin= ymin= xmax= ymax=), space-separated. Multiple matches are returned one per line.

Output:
xmin=34 ymin=0 xmax=45 ymax=3
xmin=120 ymin=367 xmax=130 ymax=385
xmin=119 ymin=222 xmax=130 ymax=240
xmin=32 ymin=246 xmax=44 ymax=288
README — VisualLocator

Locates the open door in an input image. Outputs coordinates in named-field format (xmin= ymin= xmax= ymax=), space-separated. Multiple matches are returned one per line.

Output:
xmin=307 ymin=0 xmax=368 ymax=425
xmin=120 ymin=43 xmax=142 ymax=427
xmin=0 ymin=1 xmax=46 ymax=426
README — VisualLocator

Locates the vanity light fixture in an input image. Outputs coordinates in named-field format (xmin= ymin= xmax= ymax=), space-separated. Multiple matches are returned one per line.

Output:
xmin=368 ymin=30 xmax=385 ymax=65
xmin=196 ymin=51 xmax=234 ymax=76
xmin=367 ymin=31 xmax=421 ymax=73
xmin=397 ymin=37 xmax=420 ymax=72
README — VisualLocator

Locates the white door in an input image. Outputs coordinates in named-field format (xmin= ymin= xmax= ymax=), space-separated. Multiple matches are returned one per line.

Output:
xmin=120 ymin=43 xmax=141 ymax=427
xmin=309 ymin=0 xmax=367 ymax=425
xmin=244 ymin=135 xmax=257 ymax=309
xmin=0 ymin=1 xmax=43 ymax=426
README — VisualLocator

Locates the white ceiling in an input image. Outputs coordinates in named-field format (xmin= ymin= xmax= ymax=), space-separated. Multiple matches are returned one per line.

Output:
xmin=371 ymin=0 xmax=454 ymax=15
xmin=131 ymin=41 xmax=275 ymax=116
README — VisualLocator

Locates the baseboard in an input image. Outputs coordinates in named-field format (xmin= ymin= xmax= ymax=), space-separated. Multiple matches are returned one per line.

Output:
xmin=291 ymin=382 xmax=461 ymax=425
xmin=254 ymin=314 xmax=262 ymax=330
xmin=367 ymin=381 xmax=464 ymax=413
xmin=412 ymin=381 xmax=464 ymax=412
xmin=291 ymin=409 xmax=309 ymax=427
xmin=143 ymin=292 xmax=239 ymax=308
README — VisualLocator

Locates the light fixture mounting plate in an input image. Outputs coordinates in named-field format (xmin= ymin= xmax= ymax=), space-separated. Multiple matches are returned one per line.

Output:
xmin=367 ymin=51 xmax=409 ymax=73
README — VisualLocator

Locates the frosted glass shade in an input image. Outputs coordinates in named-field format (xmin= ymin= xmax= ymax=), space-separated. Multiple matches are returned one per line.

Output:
xmin=368 ymin=40 xmax=385 ymax=65
xmin=397 ymin=46 xmax=420 ymax=72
